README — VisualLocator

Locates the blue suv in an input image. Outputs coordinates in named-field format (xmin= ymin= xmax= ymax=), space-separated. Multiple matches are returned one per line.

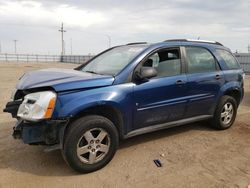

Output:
xmin=4 ymin=39 xmax=244 ymax=173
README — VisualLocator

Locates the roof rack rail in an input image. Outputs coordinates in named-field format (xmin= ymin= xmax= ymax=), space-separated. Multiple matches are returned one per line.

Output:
xmin=126 ymin=42 xmax=147 ymax=45
xmin=164 ymin=39 xmax=223 ymax=46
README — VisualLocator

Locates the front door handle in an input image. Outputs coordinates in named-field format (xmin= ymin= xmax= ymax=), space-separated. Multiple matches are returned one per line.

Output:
xmin=215 ymin=74 xmax=221 ymax=80
xmin=176 ymin=80 xmax=186 ymax=85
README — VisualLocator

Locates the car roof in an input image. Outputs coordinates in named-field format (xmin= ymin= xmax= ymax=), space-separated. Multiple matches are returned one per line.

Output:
xmin=124 ymin=39 xmax=230 ymax=51
xmin=163 ymin=39 xmax=223 ymax=46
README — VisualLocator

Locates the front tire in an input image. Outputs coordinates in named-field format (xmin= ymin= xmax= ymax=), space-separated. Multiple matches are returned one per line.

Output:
xmin=211 ymin=95 xmax=237 ymax=130
xmin=62 ymin=115 xmax=119 ymax=173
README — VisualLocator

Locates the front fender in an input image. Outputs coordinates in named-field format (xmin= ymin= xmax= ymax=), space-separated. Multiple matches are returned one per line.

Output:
xmin=53 ymin=83 xmax=135 ymax=132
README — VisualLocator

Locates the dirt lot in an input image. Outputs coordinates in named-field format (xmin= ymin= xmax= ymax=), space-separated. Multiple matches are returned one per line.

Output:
xmin=0 ymin=62 xmax=249 ymax=188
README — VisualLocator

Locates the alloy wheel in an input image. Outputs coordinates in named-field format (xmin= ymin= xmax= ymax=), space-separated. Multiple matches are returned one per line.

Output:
xmin=220 ymin=102 xmax=234 ymax=125
xmin=77 ymin=128 xmax=110 ymax=164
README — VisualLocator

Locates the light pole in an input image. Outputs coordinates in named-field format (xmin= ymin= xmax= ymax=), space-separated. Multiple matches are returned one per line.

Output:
xmin=70 ymin=38 xmax=73 ymax=55
xmin=106 ymin=35 xmax=111 ymax=48
xmin=13 ymin=40 xmax=18 ymax=54
xmin=58 ymin=23 xmax=66 ymax=55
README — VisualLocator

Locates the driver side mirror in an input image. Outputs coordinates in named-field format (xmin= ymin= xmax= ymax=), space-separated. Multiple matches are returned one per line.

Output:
xmin=135 ymin=67 xmax=157 ymax=80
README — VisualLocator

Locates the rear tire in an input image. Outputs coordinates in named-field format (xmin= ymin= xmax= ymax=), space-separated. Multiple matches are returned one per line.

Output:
xmin=62 ymin=115 xmax=119 ymax=173
xmin=211 ymin=95 xmax=237 ymax=130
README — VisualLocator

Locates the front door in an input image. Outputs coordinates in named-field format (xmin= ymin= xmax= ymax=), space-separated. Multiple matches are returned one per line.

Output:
xmin=133 ymin=47 xmax=188 ymax=129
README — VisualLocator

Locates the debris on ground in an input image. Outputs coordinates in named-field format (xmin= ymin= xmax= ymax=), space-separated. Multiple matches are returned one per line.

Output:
xmin=153 ymin=159 xmax=162 ymax=167
xmin=160 ymin=153 xmax=165 ymax=157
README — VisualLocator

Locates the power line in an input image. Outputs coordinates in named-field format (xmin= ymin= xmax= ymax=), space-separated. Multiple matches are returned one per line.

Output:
xmin=58 ymin=23 xmax=66 ymax=55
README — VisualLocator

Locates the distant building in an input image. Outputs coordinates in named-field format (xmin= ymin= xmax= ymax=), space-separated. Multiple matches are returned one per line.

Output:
xmin=234 ymin=53 xmax=250 ymax=73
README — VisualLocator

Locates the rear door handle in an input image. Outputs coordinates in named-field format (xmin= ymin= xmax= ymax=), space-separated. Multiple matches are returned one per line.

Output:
xmin=176 ymin=80 xmax=186 ymax=85
xmin=215 ymin=74 xmax=221 ymax=80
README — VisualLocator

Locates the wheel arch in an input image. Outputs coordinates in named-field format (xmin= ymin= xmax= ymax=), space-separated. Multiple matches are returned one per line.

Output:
xmin=62 ymin=104 xmax=125 ymax=146
xmin=223 ymin=88 xmax=242 ymax=106
xmin=220 ymin=80 xmax=243 ymax=106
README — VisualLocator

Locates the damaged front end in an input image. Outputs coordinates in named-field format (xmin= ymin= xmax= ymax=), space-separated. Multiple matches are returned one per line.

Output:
xmin=3 ymin=89 xmax=68 ymax=150
xmin=3 ymin=100 xmax=22 ymax=118
xmin=12 ymin=119 xmax=68 ymax=146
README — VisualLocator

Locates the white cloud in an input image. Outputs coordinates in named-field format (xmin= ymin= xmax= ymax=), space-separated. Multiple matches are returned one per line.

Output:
xmin=0 ymin=0 xmax=249 ymax=54
xmin=0 ymin=1 xmax=107 ymax=27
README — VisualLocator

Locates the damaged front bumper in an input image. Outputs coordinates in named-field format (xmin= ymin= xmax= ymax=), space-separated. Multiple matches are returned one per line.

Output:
xmin=3 ymin=100 xmax=22 ymax=118
xmin=12 ymin=119 xmax=68 ymax=147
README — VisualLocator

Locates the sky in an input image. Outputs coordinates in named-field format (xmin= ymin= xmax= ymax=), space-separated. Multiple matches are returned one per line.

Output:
xmin=0 ymin=0 xmax=249 ymax=55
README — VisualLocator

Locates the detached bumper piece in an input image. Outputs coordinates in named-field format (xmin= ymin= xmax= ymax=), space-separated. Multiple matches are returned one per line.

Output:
xmin=13 ymin=119 xmax=68 ymax=145
xmin=3 ymin=100 xmax=22 ymax=118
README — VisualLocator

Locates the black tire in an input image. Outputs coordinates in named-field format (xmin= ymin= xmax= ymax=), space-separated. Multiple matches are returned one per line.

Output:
xmin=211 ymin=95 xmax=237 ymax=130
xmin=62 ymin=115 xmax=119 ymax=173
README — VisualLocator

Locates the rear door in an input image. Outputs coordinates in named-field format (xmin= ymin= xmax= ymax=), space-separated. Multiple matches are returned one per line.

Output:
xmin=184 ymin=46 xmax=225 ymax=117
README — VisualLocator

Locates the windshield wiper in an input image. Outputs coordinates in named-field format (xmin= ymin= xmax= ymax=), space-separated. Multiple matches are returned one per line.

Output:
xmin=85 ymin=71 xmax=107 ymax=75
xmin=85 ymin=70 xmax=99 ymax=74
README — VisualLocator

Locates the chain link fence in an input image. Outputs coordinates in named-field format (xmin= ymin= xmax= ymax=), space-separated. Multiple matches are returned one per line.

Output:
xmin=0 ymin=53 xmax=94 ymax=64
xmin=61 ymin=55 xmax=93 ymax=64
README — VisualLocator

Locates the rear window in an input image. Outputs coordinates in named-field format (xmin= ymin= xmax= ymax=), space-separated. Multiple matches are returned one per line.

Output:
xmin=186 ymin=47 xmax=217 ymax=73
xmin=216 ymin=49 xmax=240 ymax=69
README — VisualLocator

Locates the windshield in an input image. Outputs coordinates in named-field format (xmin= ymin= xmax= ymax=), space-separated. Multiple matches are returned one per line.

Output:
xmin=81 ymin=45 xmax=147 ymax=75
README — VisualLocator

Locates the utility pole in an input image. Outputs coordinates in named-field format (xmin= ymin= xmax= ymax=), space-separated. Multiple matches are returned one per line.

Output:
xmin=13 ymin=40 xmax=18 ymax=54
xmin=63 ymin=40 xmax=66 ymax=55
xmin=58 ymin=23 xmax=66 ymax=55
xmin=106 ymin=35 xmax=111 ymax=48
xmin=248 ymin=44 xmax=250 ymax=53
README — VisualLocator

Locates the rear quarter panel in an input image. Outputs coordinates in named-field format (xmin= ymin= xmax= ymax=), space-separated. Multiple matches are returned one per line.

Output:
xmin=212 ymin=47 xmax=244 ymax=101
xmin=220 ymin=69 xmax=244 ymax=100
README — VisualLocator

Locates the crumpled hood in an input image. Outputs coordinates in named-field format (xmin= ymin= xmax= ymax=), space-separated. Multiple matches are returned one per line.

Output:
xmin=16 ymin=68 xmax=114 ymax=92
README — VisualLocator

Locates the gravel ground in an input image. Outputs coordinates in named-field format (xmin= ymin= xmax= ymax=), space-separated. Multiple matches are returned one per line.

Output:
xmin=0 ymin=62 xmax=249 ymax=188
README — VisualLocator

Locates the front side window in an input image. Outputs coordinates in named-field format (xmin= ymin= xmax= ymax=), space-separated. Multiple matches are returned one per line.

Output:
xmin=216 ymin=49 xmax=240 ymax=70
xmin=186 ymin=47 xmax=217 ymax=73
xmin=81 ymin=45 xmax=147 ymax=75
xmin=142 ymin=48 xmax=181 ymax=78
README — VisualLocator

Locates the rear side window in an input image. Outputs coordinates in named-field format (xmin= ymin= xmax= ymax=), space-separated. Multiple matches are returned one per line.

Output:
xmin=216 ymin=49 xmax=240 ymax=69
xmin=186 ymin=47 xmax=217 ymax=73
